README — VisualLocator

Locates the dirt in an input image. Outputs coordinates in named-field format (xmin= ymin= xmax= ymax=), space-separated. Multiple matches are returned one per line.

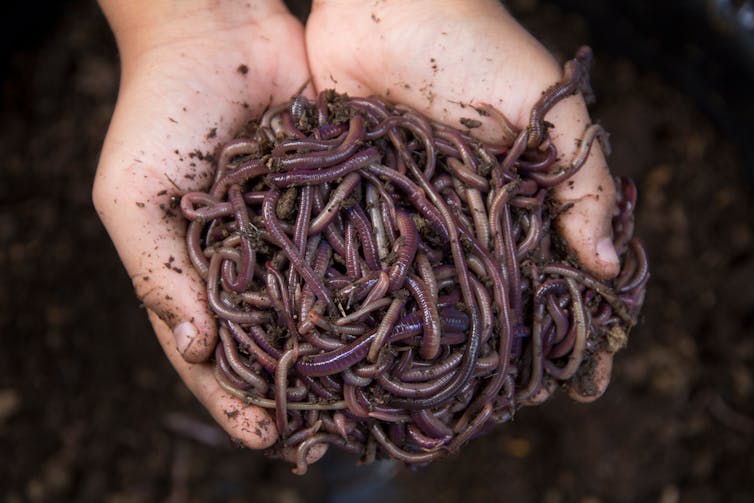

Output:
xmin=1 ymin=1 xmax=753 ymax=502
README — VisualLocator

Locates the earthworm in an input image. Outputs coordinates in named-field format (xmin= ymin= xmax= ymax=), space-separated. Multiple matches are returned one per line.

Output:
xmin=347 ymin=204 xmax=381 ymax=271
xmin=275 ymin=348 xmax=296 ymax=435
xmin=180 ymin=192 xmax=229 ymax=223
xmin=210 ymin=161 xmax=268 ymax=199
xmin=368 ymin=295 xmax=407 ymax=362
xmin=343 ymin=384 xmax=371 ymax=419
xmin=218 ymin=326 xmax=268 ymax=394
xmin=387 ymin=211 xmax=419 ymax=291
xmin=268 ymin=147 xmax=380 ymax=187
xmin=335 ymin=297 xmax=392 ymax=325
xmin=414 ymin=253 xmax=438 ymax=303
xmin=215 ymin=343 xmax=251 ymax=390
xmin=265 ymin=263 xmax=297 ymax=336
xmin=214 ymin=138 xmax=263 ymax=183
xmin=364 ymin=182 xmax=390 ymax=260
xmin=406 ymin=424 xmax=450 ymax=450
xmin=465 ymin=187 xmax=490 ymax=249
xmin=308 ymin=172 xmax=361 ymax=234
xmin=516 ymin=201 xmax=544 ymax=259
xmin=274 ymin=115 xmax=366 ymax=172
xmin=288 ymin=186 xmax=314 ymax=296
xmin=397 ymin=350 xmax=464 ymax=383
xmin=473 ymin=103 xmax=519 ymax=146
xmin=446 ymin=157 xmax=489 ymax=192
xmin=376 ymin=370 xmax=455 ymax=399
xmin=272 ymin=138 xmax=336 ymax=157
xmin=179 ymin=66 xmax=647 ymax=472
xmin=616 ymin=239 xmax=650 ymax=293
xmin=309 ymin=311 xmax=368 ymax=336
xmin=362 ymin=271 xmax=390 ymax=306
xmin=285 ymin=419 xmax=323 ymax=447
xmin=406 ymin=274 xmax=442 ymax=360
xmin=262 ymin=189 xmax=331 ymax=304
xmin=296 ymin=331 xmax=376 ymax=377
xmin=389 ymin=155 xmax=483 ymax=411
xmin=213 ymin=365 xmax=348 ymax=411
xmin=207 ymin=255 xmax=269 ymax=324
xmin=516 ymin=302 xmax=545 ymax=401
xmin=227 ymin=325 xmax=275 ymax=373
xmin=292 ymin=433 xmax=361 ymax=475
xmin=517 ymin=142 xmax=558 ymax=172
xmin=369 ymin=423 xmax=443 ymax=464
xmin=365 ymin=162 xmax=449 ymax=238
xmin=543 ymin=278 xmax=588 ymax=379
xmin=411 ymin=409 xmax=454 ymax=439
xmin=526 ymin=123 xmax=606 ymax=187
xmin=435 ymin=127 xmax=478 ymax=174
xmin=527 ymin=46 xmax=593 ymax=148
xmin=344 ymin=220 xmax=361 ymax=279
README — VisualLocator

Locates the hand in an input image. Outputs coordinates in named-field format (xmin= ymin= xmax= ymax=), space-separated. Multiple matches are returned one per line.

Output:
xmin=94 ymin=0 xmax=311 ymax=448
xmin=306 ymin=0 xmax=619 ymax=400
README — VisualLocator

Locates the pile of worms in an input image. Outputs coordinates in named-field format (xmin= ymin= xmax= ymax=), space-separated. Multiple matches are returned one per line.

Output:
xmin=180 ymin=47 xmax=648 ymax=473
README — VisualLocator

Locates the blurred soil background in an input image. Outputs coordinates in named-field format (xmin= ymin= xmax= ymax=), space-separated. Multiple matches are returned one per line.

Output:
xmin=1 ymin=0 xmax=753 ymax=501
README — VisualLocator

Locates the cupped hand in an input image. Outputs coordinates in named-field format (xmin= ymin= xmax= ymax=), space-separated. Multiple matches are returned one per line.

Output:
xmin=306 ymin=0 xmax=620 ymax=400
xmin=94 ymin=0 xmax=311 ymax=448
xmin=307 ymin=0 xmax=619 ymax=277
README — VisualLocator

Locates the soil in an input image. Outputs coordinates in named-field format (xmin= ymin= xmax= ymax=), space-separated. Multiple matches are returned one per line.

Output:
xmin=1 ymin=1 xmax=753 ymax=502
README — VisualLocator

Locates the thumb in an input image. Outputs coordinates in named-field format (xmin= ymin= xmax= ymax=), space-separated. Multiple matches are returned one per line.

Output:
xmin=546 ymin=95 xmax=620 ymax=279
xmin=148 ymin=310 xmax=278 ymax=449
xmin=92 ymin=74 xmax=225 ymax=363
xmin=93 ymin=159 xmax=218 ymax=363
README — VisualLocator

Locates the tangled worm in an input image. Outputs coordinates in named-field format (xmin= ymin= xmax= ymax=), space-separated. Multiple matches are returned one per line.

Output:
xmin=179 ymin=47 xmax=648 ymax=474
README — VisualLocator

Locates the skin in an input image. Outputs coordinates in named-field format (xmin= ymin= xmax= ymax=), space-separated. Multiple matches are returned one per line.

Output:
xmin=306 ymin=0 xmax=619 ymax=404
xmin=94 ymin=0 xmax=312 ymax=450
xmin=94 ymin=0 xmax=618 ymax=451
xmin=306 ymin=0 xmax=619 ymax=278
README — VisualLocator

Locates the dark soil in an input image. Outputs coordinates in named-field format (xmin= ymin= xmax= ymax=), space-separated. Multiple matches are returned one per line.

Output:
xmin=2 ymin=1 xmax=753 ymax=502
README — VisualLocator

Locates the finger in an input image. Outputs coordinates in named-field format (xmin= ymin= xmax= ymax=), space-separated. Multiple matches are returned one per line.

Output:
xmin=148 ymin=311 xmax=279 ymax=448
xmin=520 ymin=378 xmax=558 ymax=407
xmin=151 ymin=310 xmax=330 ymax=464
xmin=93 ymin=83 xmax=225 ymax=363
xmin=567 ymin=350 xmax=614 ymax=403
xmin=94 ymin=154 xmax=219 ymax=363
xmin=94 ymin=25 xmax=313 ymax=362
xmin=546 ymin=99 xmax=620 ymax=279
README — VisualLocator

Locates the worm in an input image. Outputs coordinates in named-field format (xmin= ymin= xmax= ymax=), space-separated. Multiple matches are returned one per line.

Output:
xmin=262 ymin=189 xmax=331 ymax=304
xmin=406 ymin=274 xmax=442 ymax=360
xmin=527 ymin=46 xmax=593 ymax=148
xmin=308 ymin=172 xmax=361 ymax=234
xmin=387 ymin=211 xmax=419 ymax=291
xmin=178 ymin=62 xmax=648 ymax=472
xmin=275 ymin=348 xmax=296 ymax=436
xmin=347 ymin=204 xmax=382 ymax=271
xmin=268 ymin=147 xmax=380 ymax=187
xmin=274 ymin=115 xmax=366 ymax=172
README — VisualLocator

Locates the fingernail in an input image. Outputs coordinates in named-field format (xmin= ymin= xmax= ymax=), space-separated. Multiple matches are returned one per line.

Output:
xmin=173 ymin=321 xmax=197 ymax=355
xmin=596 ymin=237 xmax=618 ymax=267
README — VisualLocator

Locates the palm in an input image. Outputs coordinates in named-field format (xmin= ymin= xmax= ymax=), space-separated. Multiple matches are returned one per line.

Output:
xmin=98 ymin=13 xmax=309 ymax=330
xmin=306 ymin=0 xmax=557 ymax=143
xmin=306 ymin=0 xmax=620 ymax=402
xmin=306 ymin=0 xmax=619 ymax=280
xmin=94 ymin=10 xmax=311 ymax=448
